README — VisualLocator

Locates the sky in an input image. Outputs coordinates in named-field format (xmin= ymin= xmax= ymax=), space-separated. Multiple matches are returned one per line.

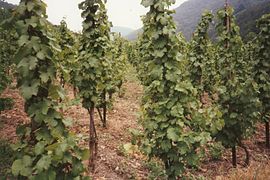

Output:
xmin=6 ymin=0 xmax=188 ymax=32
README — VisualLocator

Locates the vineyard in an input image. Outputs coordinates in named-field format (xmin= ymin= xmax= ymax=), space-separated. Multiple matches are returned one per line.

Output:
xmin=0 ymin=0 xmax=270 ymax=179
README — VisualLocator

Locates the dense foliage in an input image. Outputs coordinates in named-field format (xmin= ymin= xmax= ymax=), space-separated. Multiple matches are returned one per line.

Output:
xmin=77 ymin=0 xmax=112 ymax=170
xmin=188 ymin=11 xmax=214 ymax=93
xmin=10 ymin=0 xmax=88 ymax=178
xmin=138 ymin=0 xmax=223 ymax=178
xmin=54 ymin=19 xmax=76 ymax=88
xmin=77 ymin=0 xmax=112 ymax=110
xmin=109 ymin=33 xmax=128 ymax=98
xmin=254 ymin=13 xmax=270 ymax=147
xmin=255 ymin=14 xmax=270 ymax=122
xmin=214 ymin=5 xmax=260 ymax=165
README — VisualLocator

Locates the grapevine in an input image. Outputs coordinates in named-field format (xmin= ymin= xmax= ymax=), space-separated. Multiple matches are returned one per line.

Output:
xmin=77 ymin=0 xmax=112 ymax=170
xmin=55 ymin=19 xmax=76 ymax=88
xmin=109 ymin=33 xmax=128 ymax=99
xmin=214 ymin=3 xmax=260 ymax=167
xmin=254 ymin=13 xmax=270 ymax=148
xmin=188 ymin=11 xmax=215 ymax=93
xmin=10 ymin=0 xmax=88 ymax=178
xmin=139 ymin=0 xmax=223 ymax=178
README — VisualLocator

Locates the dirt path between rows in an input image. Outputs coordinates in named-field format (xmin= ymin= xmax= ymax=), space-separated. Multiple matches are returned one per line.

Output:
xmin=65 ymin=80 xmax=148 ymax=179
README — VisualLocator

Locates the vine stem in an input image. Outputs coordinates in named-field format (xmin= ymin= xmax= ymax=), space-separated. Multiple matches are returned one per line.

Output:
xmin=73 ymin=87 xmax=77 ymax=97
xmin=88 ymin=107 xmax=98 ymax=172
xmin=97 ymin=108 xmax=104 ymax=124
xmin=232 ymin=146 xmax=237 ymax=167
xmin=239 ymin=141 xmax=250 ymax=166
xmin=103 ymin=90 xmax=107 ymax=128
xmin=266 ymin=121 xmax=270 ymax=148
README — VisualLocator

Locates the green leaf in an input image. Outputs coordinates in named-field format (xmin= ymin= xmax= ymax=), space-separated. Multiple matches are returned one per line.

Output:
xmin=27 ymin=1 xmax=35 ymax=11
xmin=171 ymin=104 xmax=184 ymax=117
xmin=35 ymin=141 xmax=46 ymax=155
xmin=18 ymin=35 xmax=29 ymax=46
xmin=20 ymin=80 xmax=40 ymax=99
xmin=37 ymin=51 xmax=46 ymax=60
xmin=141 ymin=0 xmax=154 ymax=7
xmin=175 ymin=84 xmax=188 ymax=94
xmin=23 ymin=155 xmax=32 ymax=166
xmin=12 ymin=159 xmax=23 ymax=176
xmin=167 ymin=128 xmax=178 ymax=141
xmin=11 ymin=156 xmax=32 ymax=177
xmin=36 ymin=155 xmax=52 ymax=172
xmin=14 ymin=45 xmax=32 ymax=64
xmin=28 ymin=56 xmax=38 ymax=70
xmin=36 ymin=128 xmax=52 ymax=143
xmin=40 ymin=72 xmax=50 ymax=83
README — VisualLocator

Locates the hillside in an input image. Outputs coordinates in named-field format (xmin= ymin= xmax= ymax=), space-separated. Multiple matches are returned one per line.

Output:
xmin=174 ymin=0 xmax=270 ymax=40
xmin=111 ymin=26 xmax=134 ymax=37
xmin=0 ymin=0 xmax=15 ymax=9
xmin=127 ymin=0 xmax=270 ymax=40
xmin=236 ymin=1 xmax=270 ymax=38
xmin=126 ymin=28 xmax=142 ymax=40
